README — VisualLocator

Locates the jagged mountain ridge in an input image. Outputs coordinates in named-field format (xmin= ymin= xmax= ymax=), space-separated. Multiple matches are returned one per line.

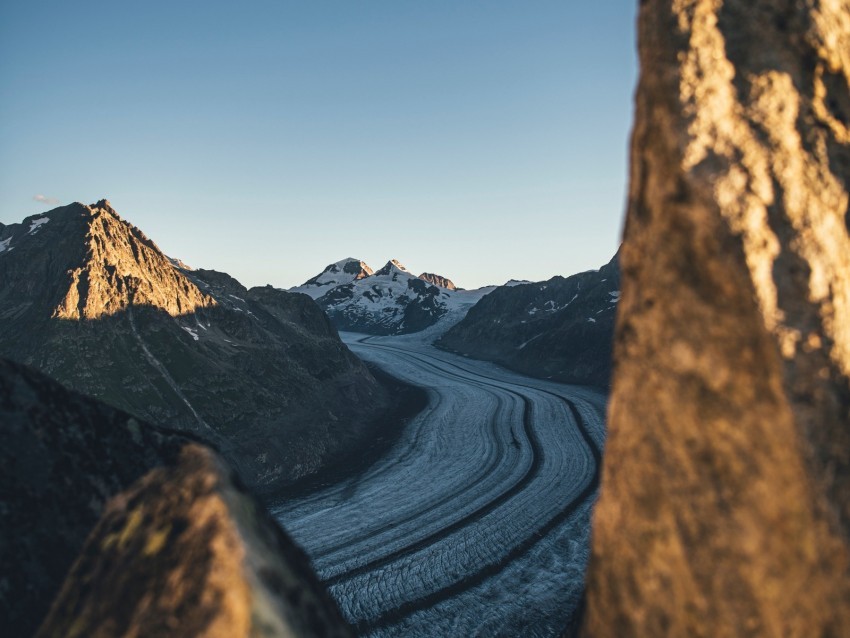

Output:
xmin=0 ymin=201 xmax=389 ymax=490
xmin=293 ymin=258 xmax=489 ymax=336
xmin=438 ymin=252 xmax=620 ymax=387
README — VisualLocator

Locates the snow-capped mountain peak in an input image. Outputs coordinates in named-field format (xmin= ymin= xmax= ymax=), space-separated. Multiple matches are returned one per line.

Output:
xmin=290 ymin=257 xmax=374 ymax=299
xmin=374 ymin=259 xmax=410 ymax=277
xmin=309 ymin=257 xmax=374 ymax=284
xmin=290 ymin=257 xmax=493 ymax=336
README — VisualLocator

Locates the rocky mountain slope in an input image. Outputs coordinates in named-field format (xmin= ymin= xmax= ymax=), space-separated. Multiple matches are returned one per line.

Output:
xmin=0 ymin=357 xmax=351 ymax=638
xmin=297 ymin=258 xmax=492 ymax=335
xmin=583 ymin=1 xmax=850 ymax=636
xmin=0 ymin=201 xmax=388 ymax=490
xmin=438 ymin=253 xmax=619 ymax=387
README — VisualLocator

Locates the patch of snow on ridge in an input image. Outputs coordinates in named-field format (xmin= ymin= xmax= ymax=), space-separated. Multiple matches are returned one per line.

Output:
xmin=169 ymin=257 xmax=194 ymax=271
xmin=182 ymin=326 xmax=200 ymax=341
xmin=517 ymin=333 xmax=544 ymax=350
xmin=0 ymin=237 xmax=12 ymax=254
xmin=609 ymin=290 xmax=621 ymax=302
xmin=527 ymin=293 xmax=579 ymax=316
xmin=28 ymin=218 xmax=49 ymax=234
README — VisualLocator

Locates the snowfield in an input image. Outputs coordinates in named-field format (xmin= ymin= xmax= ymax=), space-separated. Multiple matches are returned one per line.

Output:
xmin=271 ymin=332 xmax=607 ymax=637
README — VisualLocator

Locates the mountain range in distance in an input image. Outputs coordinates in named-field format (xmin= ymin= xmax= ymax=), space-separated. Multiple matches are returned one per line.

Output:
xmin=290 ymin=257 xmax=497 ymax=336
xmin=291 ymin=254 xmax=620 ymax=385
xmin=289 ymin=257 xmax=549 ymax=337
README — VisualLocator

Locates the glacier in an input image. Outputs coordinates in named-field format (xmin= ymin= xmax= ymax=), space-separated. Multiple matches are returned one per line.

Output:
xmin=271 ymin=332 xmax=607 ymax=637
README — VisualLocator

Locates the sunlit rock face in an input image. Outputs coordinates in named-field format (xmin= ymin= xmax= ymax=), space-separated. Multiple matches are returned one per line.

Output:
xmin=50 ymin=200 xmax=217 ymax=320
xmin=583 ymin=1 xmax=850 ymax=636
xmin=418 ymin=272 xmax=457 ymax=290
xmin=0 ymin=201 xmax=388 ymax=491
xmin=36 ymin=444 xmax=353 ymax=638
xmin=0 ymin=200 xmax=217 ymax=321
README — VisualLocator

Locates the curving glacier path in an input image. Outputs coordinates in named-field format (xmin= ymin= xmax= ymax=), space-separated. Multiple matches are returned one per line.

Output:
xmin=271 ymin=332 xmax=607 ymax=637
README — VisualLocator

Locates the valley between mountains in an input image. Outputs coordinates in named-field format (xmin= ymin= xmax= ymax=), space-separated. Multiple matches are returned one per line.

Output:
xmin=0 ymin=200 xmax=617 ymax=637
xmin=271 ymin=333 xmax=606 ymax=636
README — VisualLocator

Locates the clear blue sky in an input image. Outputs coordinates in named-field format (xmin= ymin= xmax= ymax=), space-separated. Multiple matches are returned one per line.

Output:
xmin=0 ymin=1 xmax=637 ymax=289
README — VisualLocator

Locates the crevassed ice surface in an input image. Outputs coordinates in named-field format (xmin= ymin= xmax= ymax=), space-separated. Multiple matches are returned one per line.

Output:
xmin=271 ymin=332 xmax=607 ymax=637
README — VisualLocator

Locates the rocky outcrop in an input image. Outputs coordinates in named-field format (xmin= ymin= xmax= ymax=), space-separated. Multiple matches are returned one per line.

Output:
xmin=438 ymin=253 xmax=619 ymax=387
xmin=0 ymin=358 xmax=351 ymax=637
xmin=0 ymin=202 xmax=389 ymax=490
xmin=418 ymin=272 xmax=457 ymax=290
xmin=583 ymin=1 xmax=850 ymax=636
xmin=36 ymin=444 xmax=352 ymax=638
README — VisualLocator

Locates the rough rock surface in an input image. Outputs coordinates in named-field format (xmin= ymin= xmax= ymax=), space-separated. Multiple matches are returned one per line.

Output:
xmin=0 ymin=201 xmax=388 ymax=490
xmin=36 ymin=444 xmax=352 ymax=638
xmin=583 ymin=1 xmax=850 ymax=636
xmin=438 ymin=253 xmax=619 ymax=387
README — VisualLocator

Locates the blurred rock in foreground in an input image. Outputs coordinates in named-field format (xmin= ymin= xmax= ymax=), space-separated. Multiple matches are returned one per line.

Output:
xmin=0 ymin=357 xmax=349 ymax=637
xmin=36 ymin=444 xmax=352 ymax=638
xmin=583 ymin=1 xmax=850 ymax=636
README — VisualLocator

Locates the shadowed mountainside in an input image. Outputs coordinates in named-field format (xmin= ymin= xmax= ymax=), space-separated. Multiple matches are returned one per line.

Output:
xmin=438 ymin=253 xmax=619 ymax=387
